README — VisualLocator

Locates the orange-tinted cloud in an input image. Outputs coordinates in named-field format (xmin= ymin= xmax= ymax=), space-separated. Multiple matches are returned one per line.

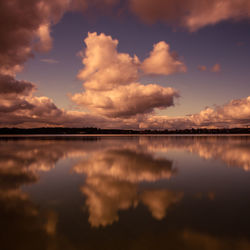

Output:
xmin=0 ymin=0 xmax=70 ymax=75
xmin=211 ymin=63 xmax=221 ymax=72
xmin=141 ymin=41 xmax=186 ymax=75
xmin=71 ymin=32 xmax=180 ymax=118
xmin=129 ymin=0 xmax=250 ymax=31
xmin=197 ymin=65 xmax=207 ymax=71
xmin=138 ymin=136 xmax=250 ymax=172
xmin=140 ymin=96 xmax=250 ymax=129
xmin=77 ymin=32 xmax=140 ymax=91
xmin=74 ymin=148 xmax=177 ymax=227
xmin=74 ymin=149 xmax=175 ymax=183
xmin=140 ymin=189 xmax=183 ymax=220
xmin=72 ymin=83 xmax=179 ymax=118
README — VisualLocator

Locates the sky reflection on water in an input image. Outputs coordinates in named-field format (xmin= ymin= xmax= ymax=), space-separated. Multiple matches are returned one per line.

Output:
xmin=0 ymin=135 xmax=250 ymax=250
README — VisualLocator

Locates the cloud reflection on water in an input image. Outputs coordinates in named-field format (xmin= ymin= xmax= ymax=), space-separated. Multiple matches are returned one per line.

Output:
xmin=74 ymin=148 xmax=179 ymax=226
xmin=139 ymin=136 xmax=250 ymax=171
xmin=0 ymin=136 xmax=250 ymax=249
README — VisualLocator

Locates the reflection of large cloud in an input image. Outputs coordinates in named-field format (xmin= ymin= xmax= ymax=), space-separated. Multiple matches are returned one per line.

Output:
xmin=74 ymin=149 xmax=176 ymax=182
xmin=74 ymin=148 xmax=180 ymax=227
xmin=0 ymin=152 xmax=59 ymax=249
xmin=82 ymin=177 xmax=138 ymax=227
xmin=140 ymin=189 xmax=183 ymax=220
xmin=139 ymin=136 xmax=250 ymax=171
xmin=1 ymin=136 xmax=250 ymax=248
xmin=181 ymin=230 xmax=250 ymax=250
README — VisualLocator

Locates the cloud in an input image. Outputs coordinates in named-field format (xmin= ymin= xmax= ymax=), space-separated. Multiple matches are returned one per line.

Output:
xmin=81 ymin=177 xmax=138 ymax=227
xmin=140 ymin=190 xmax=183 ymax=220
xmin=0 ymin=73 xmax=249 ymax=129
xmin=77 ymin=32 xmax=140 ymax=91
xmin=0 ymin=74 xmax=36 ymax=95
xmin=211 ymin=63 xmax=221 ymax=72
xmin=0 ymin=72 xmax=136 ymax=128
xmin=129 ymin=0 xmax=250 ymax=31
xmin=141 ymin=41 xmax=186 ymax=75
xmin=139 ymin=96 xmax=250 ymax=129
xmin=71 ymin=32 xmax=180 ymax=118
xmin=72 ymin=83 xmax=179 ymax=118
xmin=74 ymin=148 xmax=177 ymax=227
xmin=0 ymin=0 xmax=70 ymax=75
xmin=0 ymin=2 xmax=247 ymax=129
xmin=138 ymin=136 xmax=250 ymax=172
xmin=40 ymin=58 xmax=59 ymax=64
xmin=197 ymin=65 xmax=207 ymax=71
xmin=198 ymin=63 xmax=221 ymax=73
xmin=182 ymin=230 xmax=250 ymax=250
xmin=74 ymin=149 xmax=176 ymax=183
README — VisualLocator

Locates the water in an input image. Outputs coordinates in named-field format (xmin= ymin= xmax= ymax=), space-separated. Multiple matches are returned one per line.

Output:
xmin=0 ymin=135 xmax=250 ymax=250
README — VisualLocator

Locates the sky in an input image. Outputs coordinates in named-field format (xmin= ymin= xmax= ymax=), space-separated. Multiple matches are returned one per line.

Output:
xmin=1 ymin=0 xmax=250 ymax=129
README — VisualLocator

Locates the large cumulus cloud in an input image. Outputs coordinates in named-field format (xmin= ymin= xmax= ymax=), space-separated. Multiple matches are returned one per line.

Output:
xmin=72 ymin=83 xmax=179 ymax=118
xmin=71 ymin=32 xmax=181 ymax=118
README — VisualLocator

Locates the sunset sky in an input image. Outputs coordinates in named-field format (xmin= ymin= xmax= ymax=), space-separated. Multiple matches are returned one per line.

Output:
xmin=1 ymin=0 xmax=250 ymax=129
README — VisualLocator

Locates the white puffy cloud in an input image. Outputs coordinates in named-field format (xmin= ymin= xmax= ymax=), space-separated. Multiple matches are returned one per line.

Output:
xmin=72 ymin=83 xmax=179 ymax=118
xmin=77 ymin=32 xmax=140 ymax=91
xmin=72 ymin=32 xmax=181 ymax=118
xmin=141 ymin=41 xmax=186 ymax=75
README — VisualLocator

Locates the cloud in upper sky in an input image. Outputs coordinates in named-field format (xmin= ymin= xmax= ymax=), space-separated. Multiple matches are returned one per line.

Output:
xmin=0 ymin=0 xmax=70 ymax=76
xmin=71 ymin=32 xmax=181 ymax=118
xmin=40 ymin=58 xmax=59 ymax=64
xmin=129 ymin=0 xmax=250 ymax=31
xmin=197 ymin=65 xmax=207 ymax=72
xmin=77 ymin=32 xmax=140 ymax=91
xmin=141 ymin=41 xmax=186 ymax=75
xmin=211 ymin=63 xmax=221 ymax=73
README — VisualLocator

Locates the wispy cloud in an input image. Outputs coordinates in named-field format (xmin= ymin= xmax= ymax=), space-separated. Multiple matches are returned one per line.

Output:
xmin=197 ymin=65 xmax=207 ymax=71
xmin=40 ymin=58 xmax=59 ymax=64
xmin=211 ymin=63 xmax=221 ymax=73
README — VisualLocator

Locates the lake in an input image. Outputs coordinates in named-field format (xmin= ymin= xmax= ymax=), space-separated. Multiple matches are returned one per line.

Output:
xmin=0 ymin=135 xmax=250 ymax=250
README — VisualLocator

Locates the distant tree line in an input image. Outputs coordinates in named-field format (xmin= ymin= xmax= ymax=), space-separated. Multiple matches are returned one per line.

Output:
xmin=0 ymin=127 xmax=249 ymax=134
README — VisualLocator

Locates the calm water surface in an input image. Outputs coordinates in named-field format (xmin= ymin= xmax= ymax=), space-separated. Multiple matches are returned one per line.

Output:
xmin=0 ymin=135 xmax=250 ymax=250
